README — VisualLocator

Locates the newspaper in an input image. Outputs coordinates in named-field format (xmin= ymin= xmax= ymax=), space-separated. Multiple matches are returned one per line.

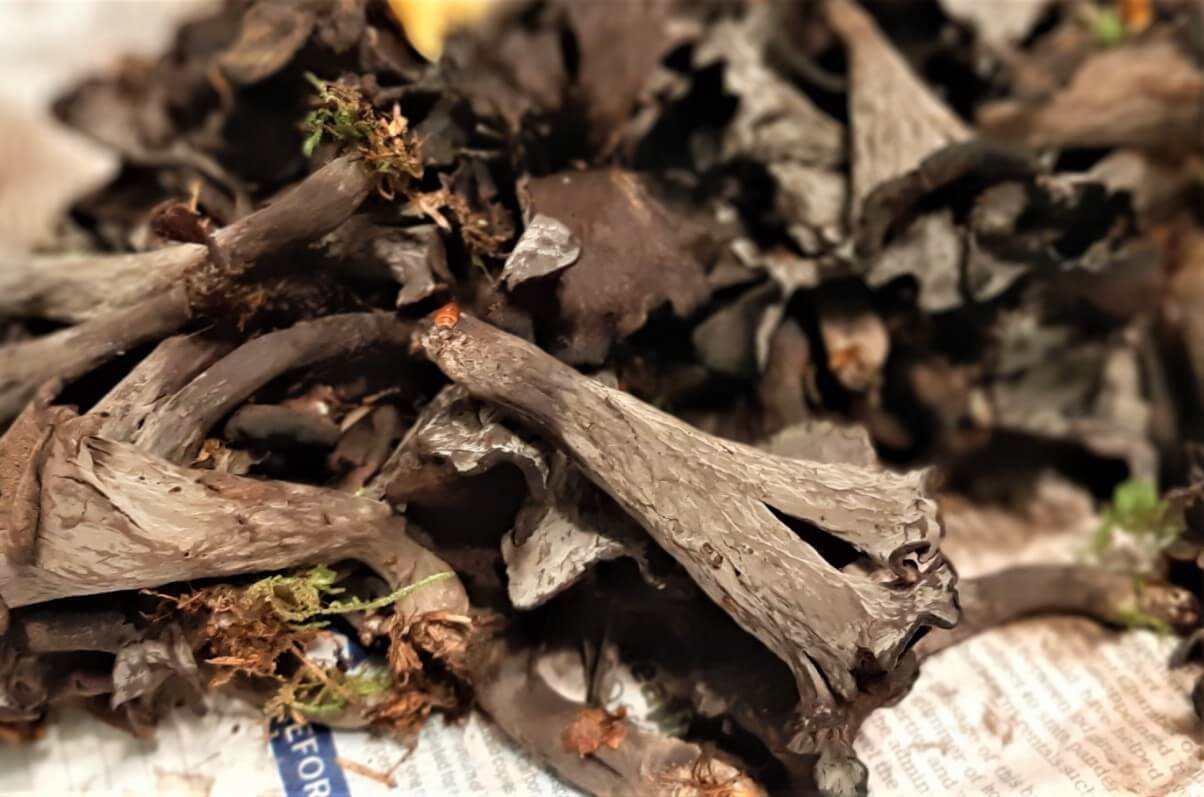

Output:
xmin=0 ymin=697 xmax=578 ymax=796
xmin=855 ymin=478 xmax=1204 ymax=797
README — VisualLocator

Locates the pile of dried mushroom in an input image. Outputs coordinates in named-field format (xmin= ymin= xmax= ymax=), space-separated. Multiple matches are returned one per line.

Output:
xmin=3 ymin=0 xmax=1204 ymax=794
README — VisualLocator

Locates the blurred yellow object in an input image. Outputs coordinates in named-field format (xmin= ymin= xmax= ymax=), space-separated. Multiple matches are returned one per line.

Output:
xmin=388 ymin=0 xmax=496 ymax=62
xmin=1120 ymin=0 xmax=1152 ymax=33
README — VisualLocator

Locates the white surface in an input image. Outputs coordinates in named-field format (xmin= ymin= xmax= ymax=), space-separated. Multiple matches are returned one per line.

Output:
xmin=0 ymin=0 xmax=216 ymax=110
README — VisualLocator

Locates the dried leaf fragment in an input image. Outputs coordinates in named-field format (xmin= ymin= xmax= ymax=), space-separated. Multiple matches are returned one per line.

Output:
xmin=695 ymin=7 xmax=844 ymax=167
xmin=978 ymin=40 xmax=1204 ymax=151
xmin=562 ymin=705 xmax=629 ymax=757
xmin=563 ymin=0 xmax=690 ymax=151
xmin=501 ymin=214 xmax=581 ymax=289
xmin=504 ymin=451 xmax=651 ymax=608
xmin=218 ymin=1 xmax=315 ymax=85
xmin=523 ymin=170 xmax=711 ymax=364
xmin=110 ymin=626 xmax=198 ymax=709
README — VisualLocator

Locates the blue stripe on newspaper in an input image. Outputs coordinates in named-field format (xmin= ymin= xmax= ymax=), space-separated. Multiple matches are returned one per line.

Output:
xmin=270 ymin=717 xmax=352 ymax=797
xmin=268 ymin=634 xmax=367 ymax=797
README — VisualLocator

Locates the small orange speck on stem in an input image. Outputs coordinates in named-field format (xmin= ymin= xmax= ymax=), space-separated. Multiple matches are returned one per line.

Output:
xmin=433 ymin=302 xmax=461 ymax=328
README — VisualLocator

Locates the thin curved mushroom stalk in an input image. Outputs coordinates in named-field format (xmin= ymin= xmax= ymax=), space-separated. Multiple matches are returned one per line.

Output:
xmin=414 ymin=311 xmax=958 ymax=735
xmin=913 ymin=563 xmax=1200 ymax=659
xmin=0 ymin=155 xmax=375 ymax=425
xmin=133 ymin=312 xmax=413 ymax=465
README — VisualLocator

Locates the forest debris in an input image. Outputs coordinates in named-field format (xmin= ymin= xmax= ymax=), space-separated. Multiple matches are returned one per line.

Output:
xmin=218 ymin=1 xmax=315 ymax=85
xmin=302 ymin=76 xmax=423 ymax=198
xmin=979 ymin=39 xmax=1204 ymax=151
xmin=416 ymin=313 xmax=957 ymax=727
xmin=503 ymin=451 xmax=651 ymax=609
xmin=110 ymin=626 xmax=198 ymax=709
xmin=224 ymin=404 xmax=341 ymax=449
xmin=523 ymin=170 xmax=712 ymax=364
xmin=412 ymin=160 xmax=515 ymax=259
xmin=238 ymin=564 xmax=453 ymax=625
xmin=866 ymin=211 xmax=962 ymax=312
xmin=1120 ymin=0 xmax=1153 ymax=34
xmin=563 ymin=705 xmax=629 ymax=756
xmin=817 ymin=295 xmax=890 ymax=393
xmin=372 ymin=384 xmax=548 ymax=506
xmin=695 ymin=7 xmax=844 ymax=167
xmin=337 ymin=756 xmax=398 ymax=787
xmin=826 ymin=0 xmax=971 ymax=221
xmin=158 ymin=566 xmax=465 ymax=729
xmin=501 ymin=214 xmax=581 ymax=289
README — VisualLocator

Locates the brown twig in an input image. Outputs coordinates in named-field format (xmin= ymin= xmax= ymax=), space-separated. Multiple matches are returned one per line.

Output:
xmin=337 ymin=757 xmax=398 ymax=787
xmin=0 ymin=286 xmax=193 ymax=423
xmin=135 ymin=313 xmax=411 ymax=465
xmin=914 ymin=564 xmax=1200 ymax=659
xmin=0 ymin=156 xmax=374 ymax=324
xmin=470 ymin=637 xmax=767 ymax=797
xmin=91 ymin=334 xmax=234 ymax=442
xmin=0 ymin=156 xmax=378 ymax=424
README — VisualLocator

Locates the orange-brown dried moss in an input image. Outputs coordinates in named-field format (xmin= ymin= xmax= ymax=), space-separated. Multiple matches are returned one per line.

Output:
xmin=561 ymin=705 xmax=628 ymax=757
xmin=302 ymin=75 xmax=423 ymax=199
xmin=151 ymin=567 xmax=469 ymax=733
